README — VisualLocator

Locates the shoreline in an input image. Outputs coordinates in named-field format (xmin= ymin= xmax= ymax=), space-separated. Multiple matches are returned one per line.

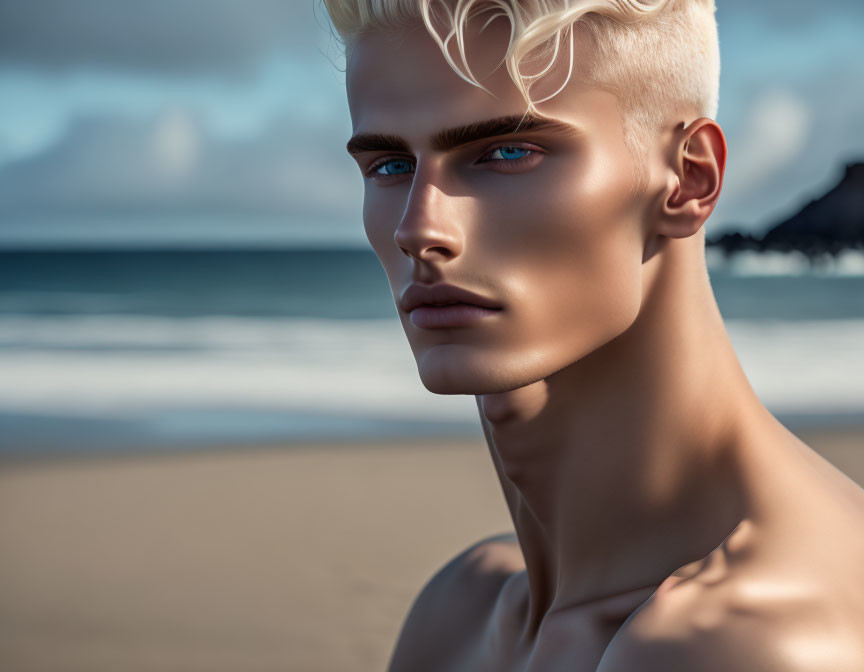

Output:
xmin=3 ymin=410 xmax=864 ymax=461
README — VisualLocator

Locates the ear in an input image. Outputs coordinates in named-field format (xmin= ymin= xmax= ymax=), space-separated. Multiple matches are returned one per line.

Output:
xmin=658 ymin=118 xmax=727 ymax=239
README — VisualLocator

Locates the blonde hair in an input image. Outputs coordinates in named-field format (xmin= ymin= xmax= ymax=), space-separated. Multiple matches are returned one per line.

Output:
xmin=322 ymin=0 xmax=720 ymax=190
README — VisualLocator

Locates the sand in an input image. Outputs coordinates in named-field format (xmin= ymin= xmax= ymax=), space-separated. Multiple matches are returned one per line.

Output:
xmin=1 ymin=427 xmax=862 ymax=672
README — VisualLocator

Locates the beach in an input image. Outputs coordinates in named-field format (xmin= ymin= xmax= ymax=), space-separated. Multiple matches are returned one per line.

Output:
xmin=1 ymin=426 xmax=862 ymax=672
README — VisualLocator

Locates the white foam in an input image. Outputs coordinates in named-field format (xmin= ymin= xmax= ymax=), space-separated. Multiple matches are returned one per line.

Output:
xmin=726 ymin=319 xmax=864 ymax=413
xmin=0 ymin=316 xmax=862 ymax=423
xmin=0 ymin=315 xmax=405 ymax=351
xmin=705 ymin=248 xmax=864 ymax=276
xmin=0 ymin=316 xmax=479 ymax=423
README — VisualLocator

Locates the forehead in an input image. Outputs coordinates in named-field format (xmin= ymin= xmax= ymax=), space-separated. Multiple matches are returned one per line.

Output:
xmin=345 ymin=18 xmax=620 ymax=143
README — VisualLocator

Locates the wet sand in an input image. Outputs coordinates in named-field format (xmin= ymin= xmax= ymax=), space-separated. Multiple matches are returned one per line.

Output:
xmin=1 ymin=427 xmax=862 ymax=672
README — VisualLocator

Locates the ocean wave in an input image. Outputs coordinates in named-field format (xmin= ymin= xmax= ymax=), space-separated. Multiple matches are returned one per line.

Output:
xmin=0 ymin=315 xmax=404 ymax=352
xmin=706 ymin=248 xmax=864 ymax=277
xmin=0 ymin=317 xmax=861 ymax=424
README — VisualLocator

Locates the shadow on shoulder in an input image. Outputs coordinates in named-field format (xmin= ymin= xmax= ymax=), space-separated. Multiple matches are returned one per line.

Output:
xmin=387 ymin=532 xmax=524 ymax=671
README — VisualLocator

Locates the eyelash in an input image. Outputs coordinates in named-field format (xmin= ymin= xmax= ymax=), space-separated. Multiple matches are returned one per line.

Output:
xmin=364 ymin=144 xmax=540 ymax=180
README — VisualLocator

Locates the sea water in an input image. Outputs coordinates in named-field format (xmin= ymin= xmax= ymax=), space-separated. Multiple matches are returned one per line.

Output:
xmin=1 ymin=248 xmax=863 ymax=454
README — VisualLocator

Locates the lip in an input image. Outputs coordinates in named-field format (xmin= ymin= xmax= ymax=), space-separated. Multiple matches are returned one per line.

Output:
xmin=399 ymin=283 xmax=503 ymax=313
xmin=410 ymin=304 xmax=502 ymax=329
xmin=399 ymin=283 xmax=503 ymax=329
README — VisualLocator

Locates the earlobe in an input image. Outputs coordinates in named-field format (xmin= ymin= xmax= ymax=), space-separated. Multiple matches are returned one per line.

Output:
xmin=658 ymin=118 xmax=726 ymax=239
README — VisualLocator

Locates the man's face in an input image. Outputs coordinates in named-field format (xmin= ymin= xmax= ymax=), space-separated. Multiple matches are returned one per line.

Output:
xmin=345 ymin=20 xmax=654 ymax=395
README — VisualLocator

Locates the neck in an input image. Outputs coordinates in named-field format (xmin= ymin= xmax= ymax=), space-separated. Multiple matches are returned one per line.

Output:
xmin=474 ymin=238 xmax=780 ymax=636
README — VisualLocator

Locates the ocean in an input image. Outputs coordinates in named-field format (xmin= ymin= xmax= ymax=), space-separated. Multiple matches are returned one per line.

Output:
xmin=1 ymin=247 xmax=863 ymax=454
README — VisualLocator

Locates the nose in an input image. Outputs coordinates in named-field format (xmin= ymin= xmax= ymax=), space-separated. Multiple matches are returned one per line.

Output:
xmin=394 ymin=171 xmax=464 ymax=262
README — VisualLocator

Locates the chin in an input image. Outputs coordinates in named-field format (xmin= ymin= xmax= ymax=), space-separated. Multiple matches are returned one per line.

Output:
xmin=414 ymin=345 xmax=553 ymax=396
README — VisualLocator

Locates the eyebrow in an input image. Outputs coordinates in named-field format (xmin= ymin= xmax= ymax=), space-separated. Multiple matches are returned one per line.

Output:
xmin=345 ymin=114 xmax=582 ymax=156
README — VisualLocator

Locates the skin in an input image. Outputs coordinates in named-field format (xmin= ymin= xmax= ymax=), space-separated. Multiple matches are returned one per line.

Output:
xmin=343 ymin=15 xmax=864 ymax=672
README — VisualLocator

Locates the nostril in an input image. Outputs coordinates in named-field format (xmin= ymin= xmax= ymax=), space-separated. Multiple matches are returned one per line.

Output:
xmin=397 ymin=244 xmax=454 ymax=262
xmin=422 ymin=245 xmax=454 ymax=260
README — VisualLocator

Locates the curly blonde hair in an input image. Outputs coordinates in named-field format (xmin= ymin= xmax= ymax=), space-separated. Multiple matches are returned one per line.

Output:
xmin=322 ymin=0 xmax=720 ymax=190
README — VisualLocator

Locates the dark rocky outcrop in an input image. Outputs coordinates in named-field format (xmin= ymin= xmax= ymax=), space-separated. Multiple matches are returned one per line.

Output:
xmin=708 ymin=161 xmax=864 ymax=258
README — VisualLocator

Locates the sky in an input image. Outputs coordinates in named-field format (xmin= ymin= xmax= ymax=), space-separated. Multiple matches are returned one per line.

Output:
xmin=0 ymin=0 xmax=862 ymax=248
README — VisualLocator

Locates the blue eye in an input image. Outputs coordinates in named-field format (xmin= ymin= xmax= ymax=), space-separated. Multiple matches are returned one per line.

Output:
xmin=367 ymin=145 xmax=536 ymax=181
xmin=374 ymin=159 xmax=414 ymax=175
xmin=489 ymin=146 xmax=531 ymax=160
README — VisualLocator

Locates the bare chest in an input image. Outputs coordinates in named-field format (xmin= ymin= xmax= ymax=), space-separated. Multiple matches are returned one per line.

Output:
xmin=442 ymin=550 xmax=864 ymax=672
xmin=447 ymin=611 xmax=633 ymax=672
xmin=445 ymin=582 xmax=653 ymax=672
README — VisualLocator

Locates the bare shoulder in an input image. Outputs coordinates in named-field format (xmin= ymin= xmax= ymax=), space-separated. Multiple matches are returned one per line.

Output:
xmin=597 ymin=611 xmax=864 ymax=671
xmin=387 ymin=532 xmax=524 ymax=672
xmin=598 ymin=596 xmax=864 ymax=671
xmin=598 ymin=520 xmax=864 ymax=671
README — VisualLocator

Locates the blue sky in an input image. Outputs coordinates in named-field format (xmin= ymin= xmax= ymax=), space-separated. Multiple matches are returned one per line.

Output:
xmin=0 ymin=0 xmax=862 ymax=247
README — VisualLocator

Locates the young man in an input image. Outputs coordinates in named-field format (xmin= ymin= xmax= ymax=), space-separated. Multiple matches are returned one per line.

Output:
xmin=323 ymin=0 xmax=864 ymax=669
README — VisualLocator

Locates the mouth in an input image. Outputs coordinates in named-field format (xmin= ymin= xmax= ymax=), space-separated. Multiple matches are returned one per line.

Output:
xmin=409 ymin=302 xmax=502 ymax=329
xmin=399 ymin=282 xmax=504 ymax=329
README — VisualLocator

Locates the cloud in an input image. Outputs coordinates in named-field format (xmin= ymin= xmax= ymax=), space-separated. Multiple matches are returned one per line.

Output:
xmin=0 ymin=1 xmax=334 ymax=75
xmin=151 ymin=111 xmax=199 ymax=179
xmin=0 ymin=109 xmax=362 ymax=224
xmin=721 ymin=90 xmax=811 ymax=202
